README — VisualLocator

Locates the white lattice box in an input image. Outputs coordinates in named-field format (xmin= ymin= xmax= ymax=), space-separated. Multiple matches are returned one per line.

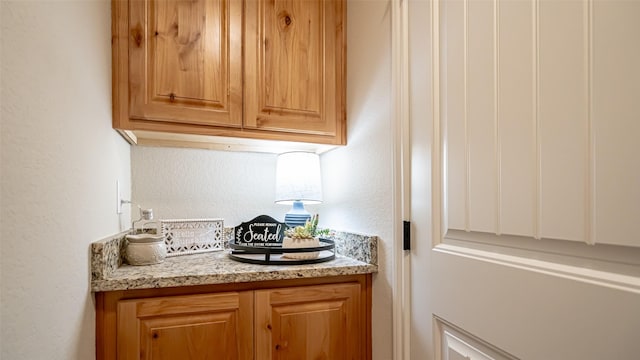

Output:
xmin=161 ymin=219 xmax=224 ymax=257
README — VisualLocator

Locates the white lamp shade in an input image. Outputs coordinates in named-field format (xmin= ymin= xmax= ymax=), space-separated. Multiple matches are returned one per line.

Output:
xmin=275 ymin=152 xmax=322 ymax=205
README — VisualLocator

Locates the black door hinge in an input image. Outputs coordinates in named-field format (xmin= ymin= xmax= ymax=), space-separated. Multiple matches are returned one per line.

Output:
xmin=403 ymin=220 xmax=411 ymax=251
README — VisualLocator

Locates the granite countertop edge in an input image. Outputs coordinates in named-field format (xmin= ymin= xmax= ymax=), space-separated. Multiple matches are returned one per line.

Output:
xmin=92 ymin=260 xmax=377 ymax=292
xmin=91 ymin=229 xmax=379 ymax=292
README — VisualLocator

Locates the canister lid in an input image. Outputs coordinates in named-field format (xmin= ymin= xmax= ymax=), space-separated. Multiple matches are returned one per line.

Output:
xmin=126 ymin=234 xmax=164 ymax=244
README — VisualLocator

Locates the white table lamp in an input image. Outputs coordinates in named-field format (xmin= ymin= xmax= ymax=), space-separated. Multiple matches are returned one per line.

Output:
xmin=275 ymin=152 xmax=322 ymax=227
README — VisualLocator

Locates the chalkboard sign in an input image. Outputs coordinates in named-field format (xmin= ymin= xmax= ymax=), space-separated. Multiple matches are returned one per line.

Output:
xmin=234 ymin=215 xmax=287 ymax=247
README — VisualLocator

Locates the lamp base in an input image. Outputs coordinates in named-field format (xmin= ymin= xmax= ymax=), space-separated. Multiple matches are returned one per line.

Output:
xmin=284 ymin=201 xmax=312 ymax=227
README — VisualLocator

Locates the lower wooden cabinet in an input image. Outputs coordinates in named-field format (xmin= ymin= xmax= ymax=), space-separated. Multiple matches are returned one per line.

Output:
xmin=255 ymin=283 xmax=363 ymax=360
xmin=95 ymin=275 xmax=371 ymax=360
xmin=117 ymin=292 xmax=253 ymax=360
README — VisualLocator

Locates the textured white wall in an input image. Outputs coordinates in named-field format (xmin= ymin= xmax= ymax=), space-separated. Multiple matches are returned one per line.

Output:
xmin=0 ymin=0 xmax=391 ymax=358
xmin=131 ymin=1 xmax=394 ymax=359
xmin=131 ymin=147 xmax=305 ymax=226
xmin=322 ymin=1 xmax=393 ymax=359
xmin=0 ymin=1 xmax=131 ymax=359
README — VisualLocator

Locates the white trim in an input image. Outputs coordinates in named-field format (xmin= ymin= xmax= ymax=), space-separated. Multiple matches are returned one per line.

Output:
xmin=431 ymin=2 xmax=444 ymax=357
xmin=400 ymin=0 xmax=412 ymax=357
xmin=434 ymin=0 xmax=446 ymax=246
xmin=493 ymin=0 xmax=502 ymax=236
xmin=391 ymin=0 xmax=411 ymax=359
xmin=432 ymin=0 xmax=443 ymax=247
xmin=444 ymin=330 xmax=495 ymax=360
xmin=435 ymin=316 xmax=519 ymax=360
xmin=445 ymin=229 xmax=640 ymax=267
xmin=533 ymin=0 xmax=542 ymax=240
xmin=585 ymin=0 xmax=596 ymax=245
xmin=117 ymin=129 xmax=138 ymax=145
xmin=433 ymin=316 xmax=444 ymax=360
xmin=434 ymin=243 xmax=640 ymax=295
xmin=463 ymin=0 xmax=471 ymax=233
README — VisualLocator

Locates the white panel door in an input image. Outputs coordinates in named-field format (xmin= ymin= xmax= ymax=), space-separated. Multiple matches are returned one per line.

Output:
xmin=403 ymin=0 xmax=640 ymax=358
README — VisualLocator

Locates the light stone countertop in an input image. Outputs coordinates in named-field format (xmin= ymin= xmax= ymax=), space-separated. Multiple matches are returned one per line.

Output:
xmin=91 ymin=229 xmax=378 ymax=292
xmin=92 ymin=251 xmax=376 ymax=292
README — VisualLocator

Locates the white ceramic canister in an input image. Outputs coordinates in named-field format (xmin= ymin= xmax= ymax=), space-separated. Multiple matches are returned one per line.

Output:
xmin=125 ymin=234 xmax=167 ymax=265
xmin=281 ymin=236 xmax=320 ymax=259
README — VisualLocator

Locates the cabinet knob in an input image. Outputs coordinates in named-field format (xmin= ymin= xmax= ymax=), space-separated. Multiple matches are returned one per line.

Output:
xmin=169 ymin=93 xmax=176 ymax=102
xmin=275 ymin=340 xmax=288 ymax=351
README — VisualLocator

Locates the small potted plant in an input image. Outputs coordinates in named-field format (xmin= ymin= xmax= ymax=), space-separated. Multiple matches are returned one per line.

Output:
xmin=282 ymin=214 xmax=329 ymax=259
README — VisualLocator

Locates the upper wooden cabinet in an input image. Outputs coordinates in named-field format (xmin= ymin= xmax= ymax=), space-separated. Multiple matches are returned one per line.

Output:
xmin=122 ymin=0 xmax=242 ymax=128
xmin=244 ymin=0 xmax=345 ymax=142
xmin=112 ymin=0 xmax=346 ymax=150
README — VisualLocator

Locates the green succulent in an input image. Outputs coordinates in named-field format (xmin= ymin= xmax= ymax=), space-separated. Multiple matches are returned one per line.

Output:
xmin=285 ymin=214 xmax=330 ymax=239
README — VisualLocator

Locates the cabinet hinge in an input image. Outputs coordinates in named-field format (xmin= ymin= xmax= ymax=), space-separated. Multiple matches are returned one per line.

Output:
xmin=403 ymin=221 xmax=411 ymax=251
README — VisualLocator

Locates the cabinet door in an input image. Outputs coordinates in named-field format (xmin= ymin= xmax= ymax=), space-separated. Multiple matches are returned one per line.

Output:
xmin=244 ymin=0 xmax=346 ymax=144
xmin=117 ymin=292 xmax=253 ymax=360
xmin=122 ymin=0 xmax=242 ymax=127
xmin=255 ymin=283 xmax=362 ymax=360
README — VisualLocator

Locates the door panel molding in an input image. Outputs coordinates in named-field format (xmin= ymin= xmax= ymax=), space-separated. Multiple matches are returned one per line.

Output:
xmin=445 ymin=230 xmax=640 ymax=268
xmin=434 ymin=243 xmax=640 ymax=295
xmin=435 ymin=0 xmax=640 ymax=250
xmin=438 ymin=229 xmax=640 ymax=295
xmin=434 ymin=317 xmax=518 ymax=360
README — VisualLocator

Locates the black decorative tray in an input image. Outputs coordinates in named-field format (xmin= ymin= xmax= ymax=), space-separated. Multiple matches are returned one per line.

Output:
xmin=228 ymin=238 xmax=336 ymax=265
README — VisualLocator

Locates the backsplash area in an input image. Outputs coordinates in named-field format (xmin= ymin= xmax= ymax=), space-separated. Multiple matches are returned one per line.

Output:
xmin=90 ymin=231 xmax=127 ymax=282
xmin=91 ymin=228 xmax=378 ymax=283
xmin=325 ymin=231 xmax=377 ymax=265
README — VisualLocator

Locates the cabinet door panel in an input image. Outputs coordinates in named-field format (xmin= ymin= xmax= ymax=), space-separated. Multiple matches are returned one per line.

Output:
xmin=273 ymin=301 xmax=345 ymax=358
xmin=255 ymin=283 xmax=362 ymax=360
xmin=142 ymin=313 xmax=232 ymax=359
xmin=117 ymin=292 xmax=253 ymax=360
xmin=244 ymin=0 xmax=345 ymax=142
xmin=127 ymin=0 xmax=242 ymax=127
